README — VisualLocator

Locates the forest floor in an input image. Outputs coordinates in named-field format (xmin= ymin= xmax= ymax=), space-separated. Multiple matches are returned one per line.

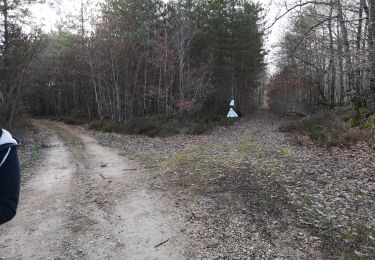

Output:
xmin=1 ymin=110 xmax=374 ymax=259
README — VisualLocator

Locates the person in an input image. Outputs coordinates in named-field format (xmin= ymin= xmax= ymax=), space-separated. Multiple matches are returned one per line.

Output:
xmin=0 ymin=128 xmax=20 ymax=225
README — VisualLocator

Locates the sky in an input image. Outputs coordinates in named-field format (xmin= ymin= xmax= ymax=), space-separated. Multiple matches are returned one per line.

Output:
xmin=29 ymin=0 xmax=102 ymax=31
xmin=29 ymin=0 xmax=289 ymax=73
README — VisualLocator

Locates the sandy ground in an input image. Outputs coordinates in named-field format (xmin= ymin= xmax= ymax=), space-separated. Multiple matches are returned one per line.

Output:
xmin=0 ymin=121 xmax=186 ymax=260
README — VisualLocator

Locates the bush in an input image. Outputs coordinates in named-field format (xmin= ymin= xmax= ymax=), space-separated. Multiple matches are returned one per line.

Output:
xmin=186 ymin=123 xmax=212 ymax=135
xmin=279 ymin=112 xmax=372 ymax=146
xmin=365 ymin=113 xmax=375 ymax=128
xmin=63 ymin=116 xmax=87 ymax=125
xmin=187 ymin=118 xmax=234 ymax=135
xmin=343 ymin=131 xmax=374 ymax=144
xmin=89 ymin=118 xmax=179 ymax=137
xmin=89 ymin=115 xmax=234 ymax=137
xmin=125 ymin=119 xmax=179 ymax=137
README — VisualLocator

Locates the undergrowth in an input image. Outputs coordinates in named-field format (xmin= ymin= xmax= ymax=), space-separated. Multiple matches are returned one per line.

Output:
xmin=279 ymin=112 xmax=375 ymax=146
xmin=89 ymin=116 xmax=234 ymax=137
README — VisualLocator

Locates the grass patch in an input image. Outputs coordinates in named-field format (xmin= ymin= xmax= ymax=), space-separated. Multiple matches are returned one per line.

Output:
xmin=40 ymin=121 xmax=82 ymax=146
xmin=20 ymin=145 xmax=42 ymax=172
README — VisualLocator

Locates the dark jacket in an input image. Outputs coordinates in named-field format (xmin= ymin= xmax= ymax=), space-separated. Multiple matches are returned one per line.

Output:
xmin=0 ymin=129 xmax=20 ymax=225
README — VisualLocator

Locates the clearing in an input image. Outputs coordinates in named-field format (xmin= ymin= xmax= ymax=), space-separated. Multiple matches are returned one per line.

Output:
xmin=1 ymin=110 xmax=375 ymax=259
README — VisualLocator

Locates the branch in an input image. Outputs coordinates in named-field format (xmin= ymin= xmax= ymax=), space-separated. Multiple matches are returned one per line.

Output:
xmin=266 ymin=0 xmax=332 ymax=30
xmin=292 ymin=56 xmax=322 ymax=71
xmin=291 ymin=16 xmax=338 ymax=53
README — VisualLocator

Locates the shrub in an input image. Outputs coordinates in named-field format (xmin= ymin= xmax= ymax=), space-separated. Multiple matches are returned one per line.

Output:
xmin=364 ymin=113 xmax=375 ymax=128
xmin=89 ymin=115 xmax=233 ymax=137
xmin=187 ymin=118 xmax=234 ymax=135
xmin=186 ymin=123 xmax=212 ymax=135
xmin=279 ymin=112 xmax=356 ymax=146
xmin=63 ymin=116 xmax=87 ymax=125
xmin=89 ymin=118 xmax=179 ymax=137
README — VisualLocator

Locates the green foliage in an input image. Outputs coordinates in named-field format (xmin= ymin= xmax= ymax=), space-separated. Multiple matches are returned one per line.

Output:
xmin=351 ymin=103 xmax=372 ymax=127
xmin=350 ymin=117 xmax=361 ymax=127
xmin=365 ymin=113 xmax=375 ymax=128
xmin=194 ymin=0 xmax=265 ymax=110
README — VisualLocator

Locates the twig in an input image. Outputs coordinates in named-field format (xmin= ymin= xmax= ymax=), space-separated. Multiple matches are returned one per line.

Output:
xmin=99 ymin=173 xmax=106 ymax=179
xmin=154 ymin=239 xmax=169 ymax=248
xmin=104 ymin=180 xmax=112 ymax=188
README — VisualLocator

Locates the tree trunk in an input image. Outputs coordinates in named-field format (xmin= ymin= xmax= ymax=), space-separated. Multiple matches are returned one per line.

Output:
xmin=337 ymin=22 xmax=345 ymax=104
xmin=368 ymin=0 xmax=375 ymax=100
xmin=328 ymin=0 xmax=336 ymax=107
xmin=337 ymin=0 xmax=355 ymax=102
xmin=89 ymin=57 xmax=103 ymax=121
xmin=2 ymin=0 xmax=9 ymax=54
xmin=355 ymin=0 xmax=364 ymax=98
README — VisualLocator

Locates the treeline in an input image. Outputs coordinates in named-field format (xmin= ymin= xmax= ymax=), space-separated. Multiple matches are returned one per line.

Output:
xmin=268 ymin=0 xmax=375 ymax=116
xmin=0 ymin=0 xmax=265 ymax=124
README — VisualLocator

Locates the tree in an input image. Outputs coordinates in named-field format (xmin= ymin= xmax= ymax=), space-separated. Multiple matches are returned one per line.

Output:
xmin=268 ymin=0 xmax=375 ymax=113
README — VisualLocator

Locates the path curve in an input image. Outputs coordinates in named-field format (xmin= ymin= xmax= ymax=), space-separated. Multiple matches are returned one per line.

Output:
xmin=0 ymin=121 xmax=186 ymax=260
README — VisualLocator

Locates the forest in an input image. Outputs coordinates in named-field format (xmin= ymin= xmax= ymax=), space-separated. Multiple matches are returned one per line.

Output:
xmin=268 ymin=0 xmax=375 ymax=121
xmin=2 ymin=1 xmax=375 ymax=259
xmin=1 ymin=0 xmax=375 ymax=126
xmin=0 ymin=0 xmax=265 ymax=125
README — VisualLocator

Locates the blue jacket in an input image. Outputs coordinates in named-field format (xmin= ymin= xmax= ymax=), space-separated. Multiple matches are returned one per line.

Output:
xmin=0 ymin=129 xmax=20 ymax=225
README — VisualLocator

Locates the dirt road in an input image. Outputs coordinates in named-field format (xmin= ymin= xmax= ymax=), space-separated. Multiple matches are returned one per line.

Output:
xmin=0 ymin=121 xmax=186 ymax=260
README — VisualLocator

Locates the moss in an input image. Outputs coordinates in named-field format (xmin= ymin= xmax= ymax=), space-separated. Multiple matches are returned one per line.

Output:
xmin=237 ymin=138 xmax=255 ymax=153
xmin=278 ymin=146 xmax=293 ymax=156
xmin=350 ymin=117 xmax=361 ymax=127
xmin=162 ymin=144 xmax=213 ymax=170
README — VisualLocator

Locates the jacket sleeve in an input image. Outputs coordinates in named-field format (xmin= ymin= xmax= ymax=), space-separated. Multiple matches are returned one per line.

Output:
xmin=0 ymin=147 xmax=20 ymax=225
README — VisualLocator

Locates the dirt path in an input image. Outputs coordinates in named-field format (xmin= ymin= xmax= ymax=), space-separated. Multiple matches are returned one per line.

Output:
xmin=0 ymin=121 xmax=186 ymax=260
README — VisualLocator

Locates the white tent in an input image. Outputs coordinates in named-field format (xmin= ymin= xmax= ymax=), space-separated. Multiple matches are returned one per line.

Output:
xmin=227 ymin=108 xmax=239 ymax=118
xmin=227 ymin=99 xmax=239 ymax=118
xmin=227 ymin=100 xmax=238 ymax=118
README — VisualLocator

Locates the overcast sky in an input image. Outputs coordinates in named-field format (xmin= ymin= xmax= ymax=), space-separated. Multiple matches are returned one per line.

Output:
xmin=29 ymin=0 xmax=288 ymax=73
